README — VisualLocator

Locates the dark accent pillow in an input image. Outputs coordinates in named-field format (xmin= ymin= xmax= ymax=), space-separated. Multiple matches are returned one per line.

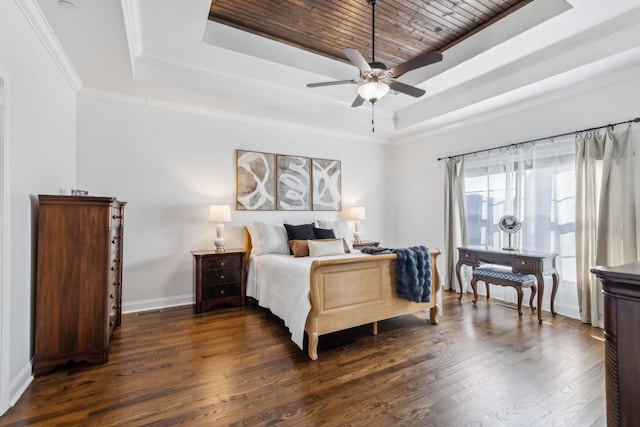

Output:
xmin=313 ymin=227 xmax=335 ymax=239
xmin=284 ymin=223 xmax=316 ymax=254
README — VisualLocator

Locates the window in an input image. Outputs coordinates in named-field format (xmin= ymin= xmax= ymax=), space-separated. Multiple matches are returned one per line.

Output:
xmin=462 ymin=139 xmax=576 ymax=282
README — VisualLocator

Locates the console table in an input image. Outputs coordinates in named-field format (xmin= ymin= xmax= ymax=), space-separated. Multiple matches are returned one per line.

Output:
xmin=455 ymin=246 xmax=559 ymax=324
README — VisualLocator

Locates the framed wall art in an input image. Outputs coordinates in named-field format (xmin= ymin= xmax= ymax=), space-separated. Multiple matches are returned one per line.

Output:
xmin=236 ymin=150 xmax=275 ymax=211
xmin=312 ymin=158 xmax=342 ymax=211
xmin=276 ymin=154 xmax=311 ymax=211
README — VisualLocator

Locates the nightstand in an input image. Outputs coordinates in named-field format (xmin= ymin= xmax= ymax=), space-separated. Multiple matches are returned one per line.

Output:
xmin=353 ymin=240 xmax=380 ymax=250
xmin=192 ymin=249 xmax=246 ymax=313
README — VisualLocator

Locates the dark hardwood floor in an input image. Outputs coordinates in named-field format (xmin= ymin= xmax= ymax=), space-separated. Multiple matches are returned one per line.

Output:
xmin=1 ymin=291 xmax=605 ymax=426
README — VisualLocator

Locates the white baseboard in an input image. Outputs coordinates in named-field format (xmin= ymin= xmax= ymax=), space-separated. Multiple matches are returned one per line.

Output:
xmin=122 ymin=294 xmax=193 ymax=314
xmin=9 ymin=362 xmax=32 ymax=408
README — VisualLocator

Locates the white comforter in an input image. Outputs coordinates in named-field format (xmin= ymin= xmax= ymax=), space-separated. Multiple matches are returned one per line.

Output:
xmin=246 ymin=252 xmax=364 ymax=349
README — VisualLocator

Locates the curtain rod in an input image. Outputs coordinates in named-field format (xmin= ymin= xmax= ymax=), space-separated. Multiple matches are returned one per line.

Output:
xmin=437 ymin=116 xmax=640 ymax=161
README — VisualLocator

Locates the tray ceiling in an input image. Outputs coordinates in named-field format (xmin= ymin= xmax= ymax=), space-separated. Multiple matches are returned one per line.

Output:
xmin=209 ymin=0 xmax=532 ymax=68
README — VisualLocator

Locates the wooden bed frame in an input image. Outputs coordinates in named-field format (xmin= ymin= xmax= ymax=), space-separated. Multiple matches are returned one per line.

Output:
xmin=243 ymin=228 xmax=442 ymax=360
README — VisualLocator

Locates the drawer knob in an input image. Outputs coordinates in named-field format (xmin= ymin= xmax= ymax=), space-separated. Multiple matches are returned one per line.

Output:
xmin=465 ymin=254 xmax=469 ymax=258
xmin=521 ymin=261 xmax=526 ymax=265
xmin=220 ymin=290 xmax=225 ymax=295
xmin=112 ymin=215 xmax=122 ymax=220
xmin=220 ymin=275 xmax=225 ymax=280
xmin=220 ymin=261 xmax=225 ymax=266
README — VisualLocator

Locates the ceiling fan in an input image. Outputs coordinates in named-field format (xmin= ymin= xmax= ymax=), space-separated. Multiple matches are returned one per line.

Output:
xmin=306 ymin=0 xmax=443 ymax=110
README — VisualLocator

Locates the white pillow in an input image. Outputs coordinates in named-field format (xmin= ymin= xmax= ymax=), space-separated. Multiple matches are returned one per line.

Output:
xmin=247 ymin=221 xmax=290 ymax=256
xmin=317 ymin=220 xmax=354 ymax=252
xmin=308 ymin=239 xmax=346 ymax=257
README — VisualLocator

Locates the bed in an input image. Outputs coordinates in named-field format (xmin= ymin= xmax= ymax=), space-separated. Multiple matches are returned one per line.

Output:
xmin=243 ymin=226 xmax=442 ymax=360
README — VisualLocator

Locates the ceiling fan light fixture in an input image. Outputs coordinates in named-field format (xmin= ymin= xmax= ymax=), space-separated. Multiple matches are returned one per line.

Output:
xmin=357 ymin=80 xmax=389 ymax=103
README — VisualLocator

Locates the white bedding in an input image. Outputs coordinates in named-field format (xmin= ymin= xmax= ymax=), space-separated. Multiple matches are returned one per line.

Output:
xmin=247 ymin=252 xmax=365 ymax=349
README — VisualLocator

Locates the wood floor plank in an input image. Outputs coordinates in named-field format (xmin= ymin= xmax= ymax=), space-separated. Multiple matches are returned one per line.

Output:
xmin=0 ymin=291 xmax=606 ymax=426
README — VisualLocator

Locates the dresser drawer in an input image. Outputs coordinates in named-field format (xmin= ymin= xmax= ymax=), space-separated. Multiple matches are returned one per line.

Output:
xmin=202 ymin=283 xmax=241 ymax=300
xmin=202 ymin=269 xmax=242 ymax=285
xmin=201 ymin=255 xmax=241 ymax=271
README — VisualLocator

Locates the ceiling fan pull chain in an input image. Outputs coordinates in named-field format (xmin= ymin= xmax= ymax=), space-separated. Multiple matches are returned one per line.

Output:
xmin=372 ymin=103 xmax=375 ymax=133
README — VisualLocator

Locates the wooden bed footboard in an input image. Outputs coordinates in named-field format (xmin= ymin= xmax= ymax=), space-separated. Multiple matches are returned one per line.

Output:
xmin=305 ymin=249 xmax=441 ymax=360
xmin=243 ymin=227 xmax=441 ymax=360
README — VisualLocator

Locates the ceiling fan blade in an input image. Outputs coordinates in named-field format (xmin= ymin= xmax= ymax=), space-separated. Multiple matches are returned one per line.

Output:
xmin=390 ymin=51 xmax=443 ymax=78
xmin=389 ymin=80 xmax=426 ymax=98
xmin=307 ymin=79 xmax=357 ymax=88
xmin=351 ymin=95 xmax=366 ymax=108
xmin=343 ymin=48 xmax=372 ymax=72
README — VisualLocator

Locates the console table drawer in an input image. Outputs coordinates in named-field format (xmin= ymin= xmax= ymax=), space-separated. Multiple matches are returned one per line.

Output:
xmin=458 ymin=249 xmax=476 ymax=263
xmin=513 ymin=257 xmax=541 ymax=273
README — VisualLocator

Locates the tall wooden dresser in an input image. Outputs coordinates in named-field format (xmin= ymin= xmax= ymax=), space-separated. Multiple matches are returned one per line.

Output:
xmin=591 ymin=262 xmax=640 ymax=427
xmin=34 ymin=195 xmax=126 ymax=376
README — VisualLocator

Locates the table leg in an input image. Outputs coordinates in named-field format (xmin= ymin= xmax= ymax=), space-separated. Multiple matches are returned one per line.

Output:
xmin=535 ymin=273 xmax=544 ymax=324
xmin=455 ymin=260 xmax=464 ymax=301
xmin=550 ymin=271 xmax=559 ymax=316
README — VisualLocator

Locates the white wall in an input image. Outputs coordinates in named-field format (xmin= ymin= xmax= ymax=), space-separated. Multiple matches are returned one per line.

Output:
xmin=0 ymin=0 xmax=77 ymax=414
xmin=76 ymin=94 xmax=393 ymax=312
xmin=393 ymin=63 xmax=640 ymax=320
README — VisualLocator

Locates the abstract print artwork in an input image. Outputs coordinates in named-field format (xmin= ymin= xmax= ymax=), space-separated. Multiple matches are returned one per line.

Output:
xmin=276 ymin=155 xmax=310 ymax=211
xmin=236 ymin=150 xmax=275 ymax=210
xmin=312 ymin=158 xmax=342 ymax=211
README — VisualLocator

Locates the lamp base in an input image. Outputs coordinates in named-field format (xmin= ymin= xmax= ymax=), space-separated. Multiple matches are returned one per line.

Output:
xmin=214 ymin=224 xmax=226 ymax=253
xmin=215 ymin=247 xmax=226 ymax=253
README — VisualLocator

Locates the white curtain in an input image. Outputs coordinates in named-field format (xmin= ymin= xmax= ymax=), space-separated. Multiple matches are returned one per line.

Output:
xmin=576 ymin=127 xmax=637 ymax=328
xmin=444 ymin=157 xmax=466 ymax=291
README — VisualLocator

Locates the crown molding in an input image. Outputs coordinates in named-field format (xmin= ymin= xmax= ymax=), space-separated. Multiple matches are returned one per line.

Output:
xmin=393 ymin=52 xmax=640 ymax=145
xmin=15 ymin=0 xmax=83 ymax=91
xmin=120 ymin=0 xmax=143 ymax=73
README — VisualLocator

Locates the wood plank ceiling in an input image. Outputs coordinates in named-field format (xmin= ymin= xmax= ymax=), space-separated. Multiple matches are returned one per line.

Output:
xmin=209 ymin=0 xmax=532 ymax=68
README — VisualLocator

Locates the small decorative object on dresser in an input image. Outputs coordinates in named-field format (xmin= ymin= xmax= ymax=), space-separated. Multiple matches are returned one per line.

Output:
xmin=192 ymin=249 xmax=246 ymax=313
xmin=34 ymin=195 xmax=126 ymax=376
xmin=352 ymin=240 xmax=380 ymax=250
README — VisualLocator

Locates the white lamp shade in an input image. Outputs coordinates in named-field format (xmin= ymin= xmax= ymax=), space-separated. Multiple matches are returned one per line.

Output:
xmin=208 ymin=204 xmax=231 ymax=222
xmin=357 ymin=81 xmax=389 ymax=102
xmin=350 ymin=206 xmax=366 ymax=221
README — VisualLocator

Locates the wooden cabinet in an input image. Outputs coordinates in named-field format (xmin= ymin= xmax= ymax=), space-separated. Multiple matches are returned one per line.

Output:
xmin=34 ymin=195 xmax=126 ymax=376
xmin=591 ymin=262 xmax=640 ymax=427
xmin=192 ymin=249 xmax=246 ymax=313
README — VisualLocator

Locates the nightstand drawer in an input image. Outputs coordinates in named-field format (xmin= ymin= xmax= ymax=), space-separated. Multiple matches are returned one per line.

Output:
xmin=202 ymin=269 xmax=242 ymax=285
xmin=202 ymin=255 xmax=241 ymax=271
xmin=202 ymin=283 xmax=241 ymax=300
